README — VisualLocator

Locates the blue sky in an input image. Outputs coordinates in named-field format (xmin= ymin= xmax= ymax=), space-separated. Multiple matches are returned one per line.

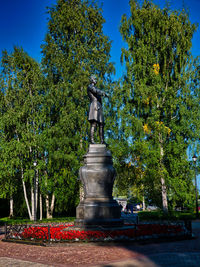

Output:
xmin=0 ymin=0 xmax=199 ymax=79
xmin=99 ymin=0 xmax=200 ymax=78
xmin=0 ymin=0 xmax=56 ymax=62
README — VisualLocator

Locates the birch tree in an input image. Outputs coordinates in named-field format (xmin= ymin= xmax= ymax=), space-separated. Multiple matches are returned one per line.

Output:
xmin=0 ymin=47 xmax=44 ymax=220
xmin=41 ymin=0 xmax=114 ymax=214
xmin=116 ymin=0 xmax=200 ymax=211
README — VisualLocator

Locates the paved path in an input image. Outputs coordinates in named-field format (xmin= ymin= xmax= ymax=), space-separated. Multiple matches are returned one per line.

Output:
xmin=0 ymin=221 xmax=200 ymax=267
xmin=95 ymin=221 xmax=200 ymax=267
xmin=94 ymin=252 xmax=200 ymax=267
xmin=0 ymin=257 xmax=52 ymax=267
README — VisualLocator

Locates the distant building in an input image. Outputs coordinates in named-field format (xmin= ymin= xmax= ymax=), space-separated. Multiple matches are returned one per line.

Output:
xmin=114 ymin=198 xmax=127 ymax=212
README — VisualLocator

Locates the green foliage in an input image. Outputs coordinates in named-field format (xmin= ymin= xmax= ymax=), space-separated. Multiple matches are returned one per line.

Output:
xmin=110 ymin=0 xmax=200 ymax=209
xmin=41 ymin=0 xmax=114 ymax=211
xmin=138 ymin=210 xmax=196 ymax=221
xmin=1 ymin=0 xmax=199 ymax=218
xmin=0 ymin=0 xmax=114 ymax=217
xmin=0 ymin=47 xmax=44 ymax=201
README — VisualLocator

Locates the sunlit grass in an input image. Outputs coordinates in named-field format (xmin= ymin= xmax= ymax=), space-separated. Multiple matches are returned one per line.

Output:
xmin=0 ymin=216 xmax=75 ymax=225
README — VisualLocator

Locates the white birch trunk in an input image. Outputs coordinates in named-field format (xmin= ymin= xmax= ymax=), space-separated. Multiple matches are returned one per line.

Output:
xmin=16 ymin=131 xmax=33 ymax=220
xmin=16 ymin=131 xmax=34 ymax=220
xmin=32 ymin=184 xmax=37 ymax=221
xmin=21 ymin=167 xmax=33 ymax=220
xmin=45 ymin=172 xmax=51 ymax=219
xmin=50 ymin=193 xmax=55 ymax=216
xmin=35 ymin=169 xmax=39 ymax=212
xmin=79 ymin=137 xmax=84 ymax=201
xmin=142 ymin=195 xmax=146 ymax=211
xmin=9 ymin=197 xmax=14 ymax=218
xmin=46 ymin=193 xmax=55 ymax=219
xmin=46 ymin=194 xmax=50 ymax=219
xmin=31 ymin=186 xmax=35 ymax=220
xmin=40 ymin=194 xmax=43 ymax=221
xmin=161 ymin=176 xmax=168 ymax=212
xmin=160 ymin=139 xmax=168 ymax=213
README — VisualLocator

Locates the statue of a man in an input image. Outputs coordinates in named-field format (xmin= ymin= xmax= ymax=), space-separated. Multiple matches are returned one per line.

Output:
xmin=87 ymin=75 xmax=108 ymax=144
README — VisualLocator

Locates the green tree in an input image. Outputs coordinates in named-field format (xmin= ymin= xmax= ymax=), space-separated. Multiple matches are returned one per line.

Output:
xmin=0 ymin=47 xmax=45 ymax=220
xmin=41 ymin=0 xmax=114 ymax=214
xmin=113 ymin=0 xmax=200 ymax=211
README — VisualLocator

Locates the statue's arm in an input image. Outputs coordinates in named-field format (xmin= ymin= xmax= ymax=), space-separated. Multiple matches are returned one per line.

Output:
xmin=89 ymin=85 xmax=108 ymax=97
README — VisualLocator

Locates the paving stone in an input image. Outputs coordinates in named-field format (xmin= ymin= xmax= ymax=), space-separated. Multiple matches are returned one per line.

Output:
xmin=0 ymin=257 xmax=52 ymax=267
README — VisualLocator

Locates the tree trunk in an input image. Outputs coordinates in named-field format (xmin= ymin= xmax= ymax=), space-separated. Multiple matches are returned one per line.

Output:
xmin=35 ymin=168 xmax=39 ymax=212
xmin=31 ymin=186 xmax=34 ymax=218
xmin=50 ymin=193 xmax=55 ymax=217
xmin=31 ymin=182 xmax=37 ymax=221
xmin=31 ymin=186 xmax=37 ymax=221
xmin=46 ymin=193 xmax=55 ymax=219
xmin=21 ymin=167 xmax=33 ymax=220
xmin=79 ymin=137 xmax=84 ymax=201
xmin=142 ymin=195 xmax=146 ymax=211
xmin=159 ymin=137 xmax=168 ymax=213
xmin=17 ymin=132 xmax=33 ymax=220
xmin=45 ymin=171 xmax=52 ymax=219
xmin=9 ymin=197 xmax=14 ymax=218
xmin=161 ymin=176 xmax=168 ymax=212
xmin=44 ymin=167 xmax=55 ymax=219
xmin=46 ymin=194 xmax=51 ymax=219
xmin=40 ymin=194 xmax=43 ymax=221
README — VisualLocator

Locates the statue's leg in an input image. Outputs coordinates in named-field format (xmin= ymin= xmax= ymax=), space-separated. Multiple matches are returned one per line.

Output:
xmin=99 ymin=123 xmax=104 ymax=144
xmin=90 ymin=122 xmax=96 ymax=144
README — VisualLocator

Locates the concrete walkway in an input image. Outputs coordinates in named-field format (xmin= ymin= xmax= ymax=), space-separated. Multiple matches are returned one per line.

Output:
xmin=0 ymin=257 xmax=52 ymax=267
xmin=0 ymin=221 xmax=200 ymax=267
xmin=96 ymin=220 xmax=200 ymax=267
xmin=1 ymin=252 xmax=200 ymax=267
xmin=94 ymin=252 xmax=200 ymax=267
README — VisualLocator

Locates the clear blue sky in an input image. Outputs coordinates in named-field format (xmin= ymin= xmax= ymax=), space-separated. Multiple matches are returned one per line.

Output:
xmin=99 ymin=0 xmax=200 ymax=78
xmin=0 ymin=0 xmax=56 ymax=62
xmin=0 ymin=0 xmax=199 ymax=78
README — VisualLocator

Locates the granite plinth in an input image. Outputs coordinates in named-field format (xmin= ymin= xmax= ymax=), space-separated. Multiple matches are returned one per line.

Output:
xmin=75 ymin=144 xmax=123 ymax=228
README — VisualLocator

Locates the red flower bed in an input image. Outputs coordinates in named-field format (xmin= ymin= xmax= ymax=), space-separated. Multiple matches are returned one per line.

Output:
xmin=135 ymin=224 xmax=183 ymax=237
xmin=13 ymin=222 xmax=187 ymax=242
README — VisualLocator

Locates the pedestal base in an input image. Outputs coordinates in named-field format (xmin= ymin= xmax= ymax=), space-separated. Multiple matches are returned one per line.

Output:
xmin=75 ymin=200 xmax=123 ymax=228
xmin=75 ymin=144 xmax=123 ymax=228
xmin=75 ymin=218 xmax=124 ymax=228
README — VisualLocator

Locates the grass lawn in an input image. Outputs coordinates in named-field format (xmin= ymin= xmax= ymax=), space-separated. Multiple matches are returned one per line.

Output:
xmin=0 ymin=216 xmax=75 ymax=225
xmin=0 ymin=210 xmax=196 ymax=226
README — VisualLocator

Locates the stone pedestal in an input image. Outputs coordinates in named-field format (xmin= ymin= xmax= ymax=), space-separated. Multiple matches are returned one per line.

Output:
xmin=75 ymin=144 xmax=123 ymax=228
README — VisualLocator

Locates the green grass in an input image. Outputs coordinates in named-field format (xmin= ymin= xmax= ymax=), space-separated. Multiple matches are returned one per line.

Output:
xmin=0 ymin=216 xmax=75 ymax=226
xmin=138 ymin=210 xmax=196 ymax=221
xmin=1 ymin=211 xmax=196 ymax=226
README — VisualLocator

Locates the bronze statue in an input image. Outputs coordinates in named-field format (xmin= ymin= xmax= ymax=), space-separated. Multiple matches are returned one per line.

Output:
xmin=87 ymin=75 xmax=108 ymax=144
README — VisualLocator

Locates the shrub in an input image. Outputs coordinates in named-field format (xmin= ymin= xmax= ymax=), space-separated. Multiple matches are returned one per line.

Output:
xmin=138 ymin=211 xmax=195 ymax=221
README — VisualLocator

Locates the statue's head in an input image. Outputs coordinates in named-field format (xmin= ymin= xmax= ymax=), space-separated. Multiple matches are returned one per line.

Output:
xmin=90 ymin=75 xmax=97 ymax=85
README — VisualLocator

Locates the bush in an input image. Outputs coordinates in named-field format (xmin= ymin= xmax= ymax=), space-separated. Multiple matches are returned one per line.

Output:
xmin=138 ymin=210 xmax=196 ymax=221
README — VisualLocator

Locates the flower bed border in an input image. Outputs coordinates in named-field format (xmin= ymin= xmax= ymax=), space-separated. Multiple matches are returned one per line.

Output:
xmin=2 ymin=220 xmax=193 ymax=245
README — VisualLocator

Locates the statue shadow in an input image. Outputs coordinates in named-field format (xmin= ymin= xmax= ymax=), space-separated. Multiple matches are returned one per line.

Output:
xmin=91 ymin=220 xmax=199 ymax=267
